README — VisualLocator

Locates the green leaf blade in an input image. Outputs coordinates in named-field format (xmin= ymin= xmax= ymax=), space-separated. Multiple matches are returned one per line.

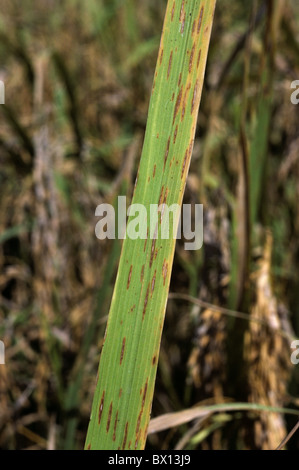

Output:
xmin=85 ymin=0 xmax=216 ymax=450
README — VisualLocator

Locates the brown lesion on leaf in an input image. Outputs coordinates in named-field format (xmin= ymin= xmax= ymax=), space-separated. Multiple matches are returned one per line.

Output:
xmin=119 ymin=388 xmax=122 ymax=398
xmin=106 ymin=401 xmax=113 ymax=433
xmin=98 ymin=391 xmax=105 ymax=425
xmin=142 ymin=284 xmax=150 ymax=319
xmin=197 ymin=6 xmax=204 ymax=34
xmin=151 ymin=270 xmax=157 ymax=295
xmin=191 ymin=79 xmax=199 ymax=114
xmin=159 ymin=48 xmax=164 ymax=66
xmin=163 ymin=187 xmax=169 ymax=205
xmin=134 ymin=431 xmax=141 ymax=450
xmin=162 ymin=259 xmax=169 ymax=286
xmin=127 ymin=265 xmax=133 ymax=289
xmin=112 ymin=411 xmax=118 ymax=441
xmin=143 ymin=227 xmax=148 ymax=252
xmin=130 ymin=304 xmax=136 ymax=313
xmin=171 ymin=1 xmax=175 ymax=21
xmin=181 ymin=82 xmax=191 ymax=121
xmin=163 ymin=137 xmax=171 ymax=170
xmin=140 ymin=264 xmax=145 ymax=282
xmin=152 ymin=355 xmax=157 ymax=365
xmin=179 ymin=1 xmax=185 ymax=21
xmin=173 ymin=124 xmax=178 ymax=144
xmin=120 ymin=337 xmax=126 ymax=365
xmin=178 ymin=72 xmax=182 ymax=87
xmin=158 ymin=185 xmax=165 ymax=206
xmin=181 ymin=11 xmax=186 ymax=34
xmin=189 ymin=42 xmax=195 ymax=73
xmin=173 ymin=86 xmax=183 ymax=124
xmin=196 ymin=48 xmax=202 ymax=69
xmin=121 ymin=422 xmax=129 ymax=450
xmin=86 ymin=443 xmax=91 ymax=450
xmin=167 ymin=50 xmax=173 ymax=80
xmin=181 ymin=96 xmax=186 ymax=120
xmin=181 ymin=140 xmax=193 ymax=179
xmin=153 ymin=164 xmax=157 ymax=178
xmin=135 ymin=380 xmax=148 ymax=438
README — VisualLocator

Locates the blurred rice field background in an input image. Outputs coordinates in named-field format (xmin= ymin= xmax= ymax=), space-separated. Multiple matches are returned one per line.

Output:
xmin=0 ymin=0 xmax=299 ymax=450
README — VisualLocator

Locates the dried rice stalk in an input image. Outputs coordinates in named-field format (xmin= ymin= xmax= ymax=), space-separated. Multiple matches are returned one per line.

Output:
xmin=245 ymin=232 xmax=294 ymax=449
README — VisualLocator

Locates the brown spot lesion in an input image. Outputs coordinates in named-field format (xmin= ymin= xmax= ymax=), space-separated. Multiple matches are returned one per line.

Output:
xmin=171 ymin=1 xmax=175 ymax=21
xmin=173 ymin=86 xmax=183 ymax=124
xmin=189 ymin=43 xmax=195 ymax=73
xmin=140 ymin=264 xmax=145 ymax=282
xmin=127 ymin=265 xmax=133 ymax=289
xmin=196 ymin=48 xmax=202 ymax=69
xmin=178 ymin=72 xmax=182 ymax=87
xmin=142 ymin=284 xmax=150 ymax=320
xmin=159 ymin=48 xmax=164 ymax=66
xmin=142 ymin=381 xmax=148 ymax=407
xmin=167 ymin=50 xmax=173 ymax=80
xmin=191 ymin=79 xmax=199 ymax=114
xmin=158 ymin=185 xmax=165 ymax=206
xmin=135 ymin=380 xmax=148 ymax=437
xmin=106 ymin=401 xmax=113 ymax=433
xmin=179 ymin=1 xmax=185 ymax=21
xmin=173 ymin=125 xmax=178 ymax=144
xmin=181 ymin=11 xmax=186 ymax=34
xmin=120 ymin=337 xmax=126 ymax=365
xmin=152 ymin=355 xmax=157 ymax=365
xmin=86 ymin=443 xmax=91 ymax=450
xmin=181 ymin=89 xmax=187 ymax=121
xmin=162 ymin=259 xmax=169 ymax=286
xmin=135 ymin=436 xmax=140 ymax=450
xmin=112 ymin=411 xmax=119 ymax=441
xmin=197 ymin=6 xmax=204 ymax=34
xmin=163 ymin=137 xmax=171 ymax=170
xmin=151 ymin=270 xmax=157 ymax=295
xmin=122 ymin=422 xmax=129 ymax=450
xmin=163 ymin=187 xmax=169 ymax=205
xmin=181 ymin=141 xmax=193 ymax=179
xmin=98 ymin=391 xmax=105 ymax=425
